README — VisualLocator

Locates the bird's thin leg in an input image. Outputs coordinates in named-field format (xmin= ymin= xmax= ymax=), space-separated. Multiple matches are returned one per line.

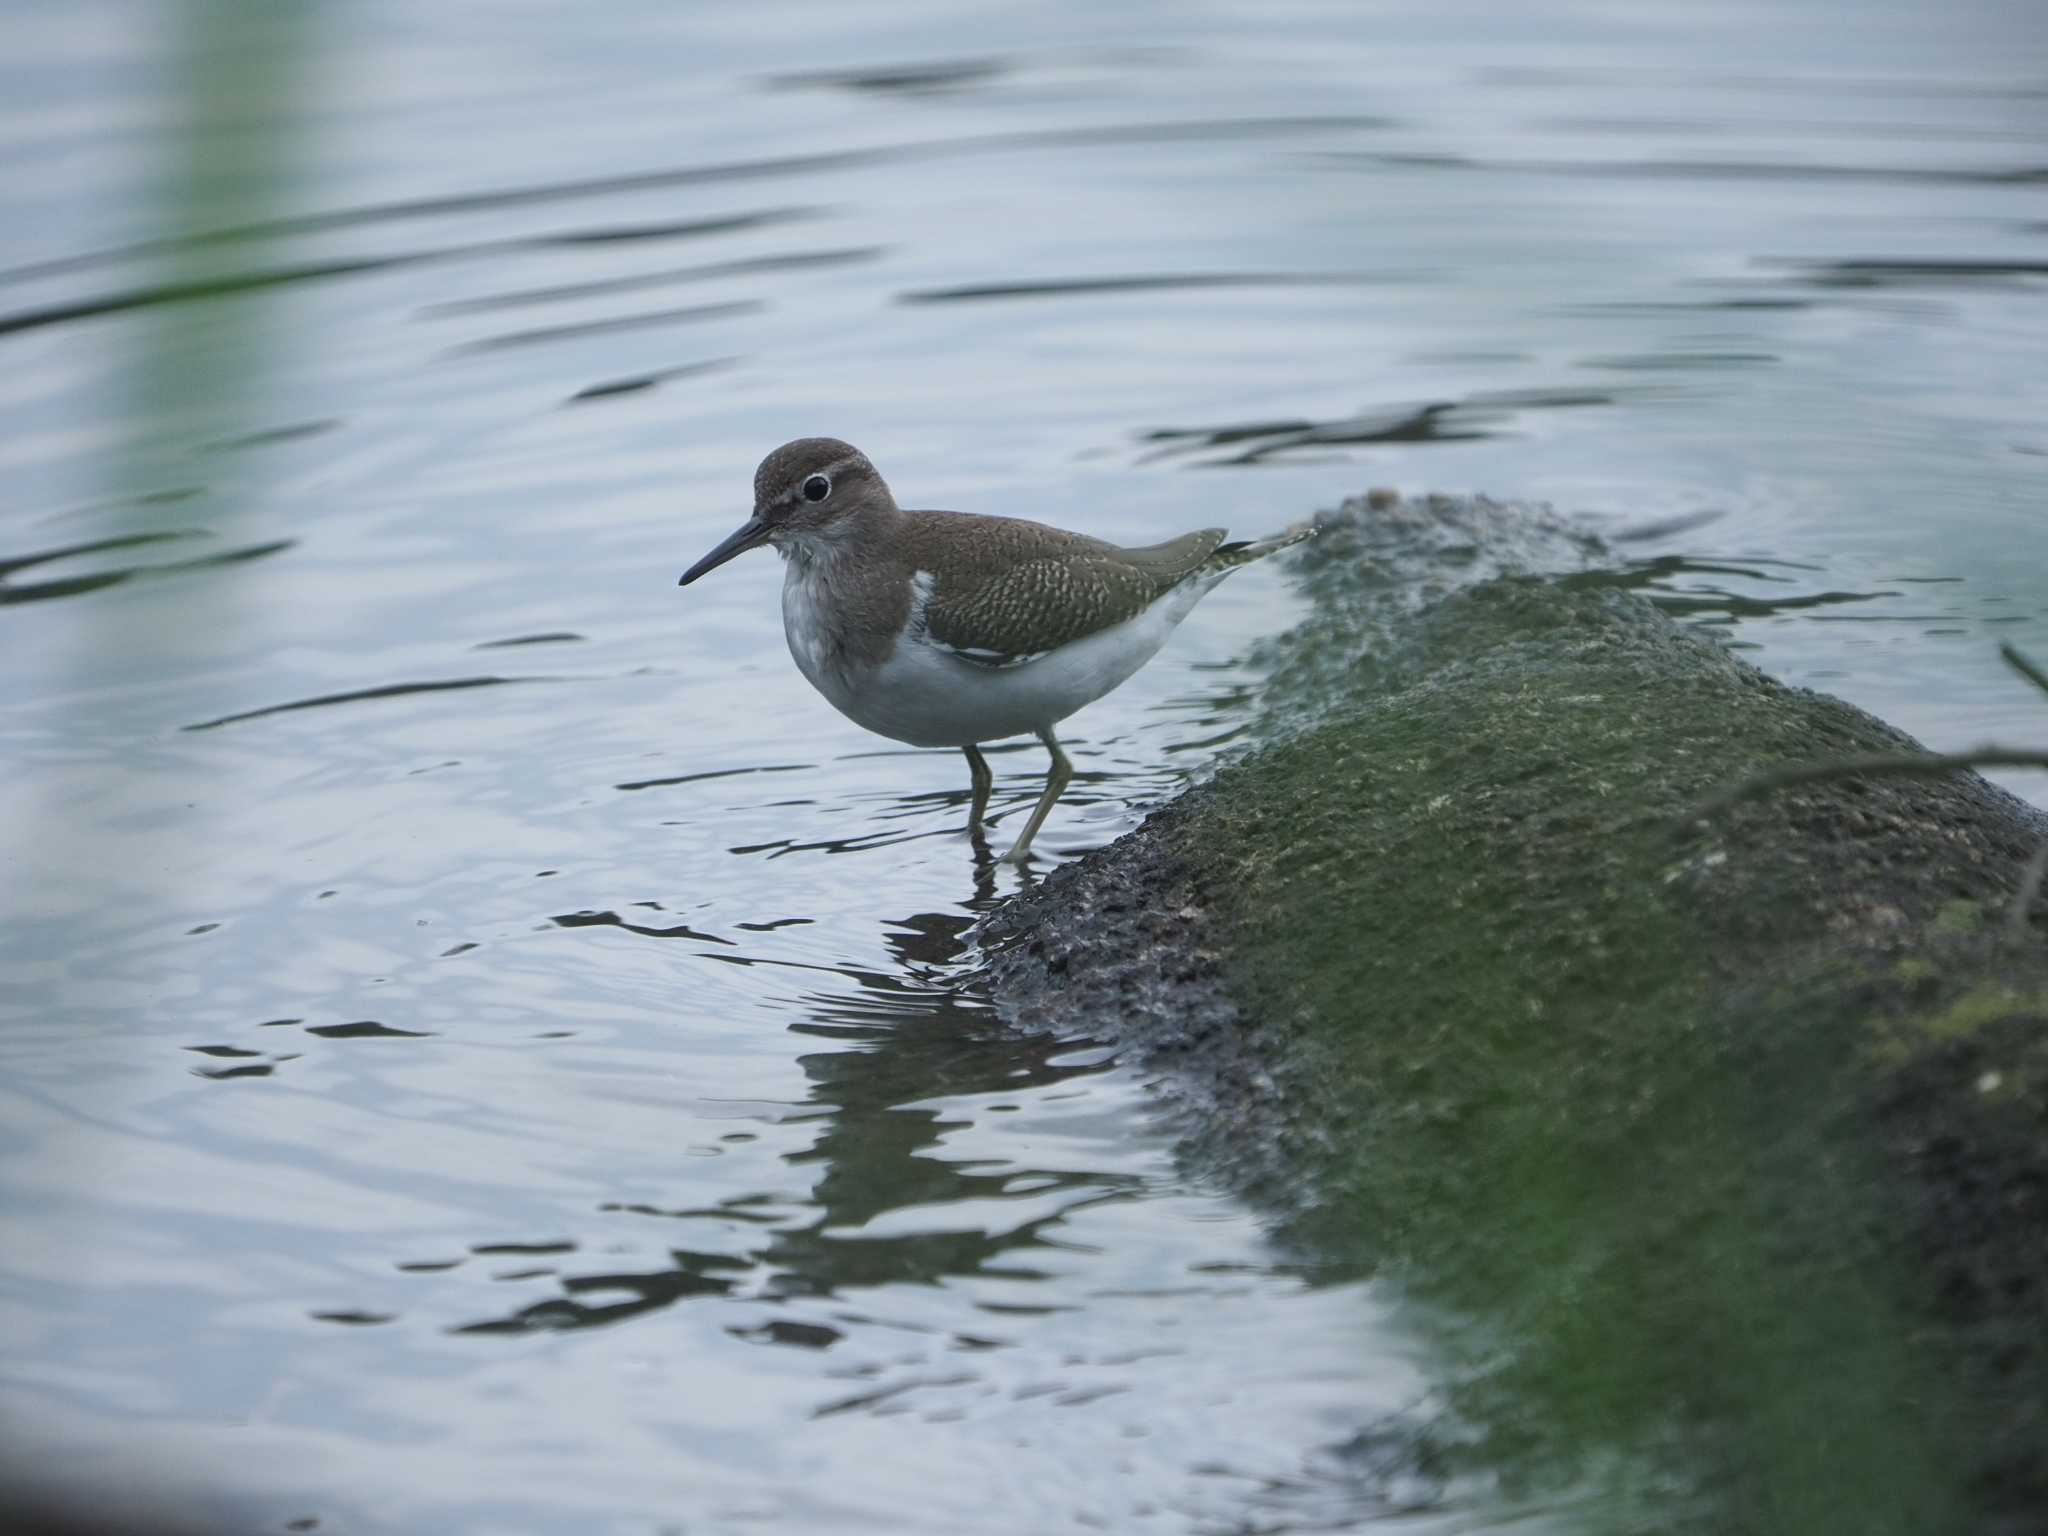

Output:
xmin=963 ymin=744 xmax=993 ymax=840
xmin=999 ymin=728 xmax=1073 ymax=864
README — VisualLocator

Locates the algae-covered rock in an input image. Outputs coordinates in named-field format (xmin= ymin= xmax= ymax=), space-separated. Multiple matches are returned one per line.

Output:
xmin=984 ymin=494 xmax=2048 ymax=1534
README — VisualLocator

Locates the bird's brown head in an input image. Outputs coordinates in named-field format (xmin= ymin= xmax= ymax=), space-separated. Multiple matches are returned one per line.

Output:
xmin=679 ymin=438 xmax=896 ymax=586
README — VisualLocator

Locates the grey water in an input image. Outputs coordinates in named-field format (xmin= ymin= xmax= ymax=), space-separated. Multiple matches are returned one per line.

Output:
xmin=2 ymin=1 xmax=2045 ymax=1531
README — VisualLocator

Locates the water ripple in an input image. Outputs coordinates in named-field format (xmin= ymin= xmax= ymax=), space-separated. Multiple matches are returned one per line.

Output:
xmin=0 ymin=531 xmax=293 ymax=605
xmin=0 ymin=209 xmax=813 ymax=341
xmin=0 ymin=117 xmax=1397 ymax=287
xmin=181 ymin=675 xmax=549 ymax=732
xmin=899 ymin=271 xmax=1410 ymax=304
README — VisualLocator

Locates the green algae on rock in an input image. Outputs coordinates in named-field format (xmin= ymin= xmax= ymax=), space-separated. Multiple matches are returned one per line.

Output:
xmin=983 ymin=493 xmax=2048 ymax=1533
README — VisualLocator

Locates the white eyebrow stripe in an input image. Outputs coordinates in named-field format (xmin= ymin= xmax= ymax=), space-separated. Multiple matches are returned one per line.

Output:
xmin=780 ymin=452 xmax=867 ymax=504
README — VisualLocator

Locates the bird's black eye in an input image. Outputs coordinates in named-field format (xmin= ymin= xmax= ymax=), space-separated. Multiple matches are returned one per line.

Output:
xmin=802 ymin=474 xmax=831 ymax=503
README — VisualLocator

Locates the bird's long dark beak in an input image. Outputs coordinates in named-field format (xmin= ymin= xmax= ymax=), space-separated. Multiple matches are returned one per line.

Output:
xmin=679 ymin=514 xmax=770 ymax=586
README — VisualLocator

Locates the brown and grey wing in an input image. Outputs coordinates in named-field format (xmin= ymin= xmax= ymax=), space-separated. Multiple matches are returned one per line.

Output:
xmin=921 ymin=555 xmax=1164 ymax=668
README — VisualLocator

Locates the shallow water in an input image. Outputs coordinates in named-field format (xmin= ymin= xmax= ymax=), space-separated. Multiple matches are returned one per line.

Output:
xmin=3 ymin=2 xmax=2045 ymax=1530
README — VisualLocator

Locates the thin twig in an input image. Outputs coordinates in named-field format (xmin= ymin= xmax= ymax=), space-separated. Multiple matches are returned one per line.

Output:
xmin=2009 ymin=839 xmax=2048 ymax=946
xmin=1685 ymin=646 xmax=2048 ymax=944
xmin=2001 ymin=643 xmax=2048 ymax=700
xmin=1691 ymin=747 xmax=2048 ymax=822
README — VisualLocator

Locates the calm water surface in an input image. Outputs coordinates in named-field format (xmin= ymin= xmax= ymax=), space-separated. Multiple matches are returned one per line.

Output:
xmin=3 ymin=2 xmax=2045 ymax=1530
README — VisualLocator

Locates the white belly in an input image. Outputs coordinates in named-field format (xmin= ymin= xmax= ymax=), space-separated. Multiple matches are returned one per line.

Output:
xmin=782 ymin=563 xmax=1220 ymax=749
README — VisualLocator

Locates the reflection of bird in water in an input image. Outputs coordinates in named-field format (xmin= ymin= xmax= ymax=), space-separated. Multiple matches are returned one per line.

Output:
xmin=450 ymin=908 xmax=1120 ymax=1336
xmin=765 ymin=908 xmax=1132 ymax=1298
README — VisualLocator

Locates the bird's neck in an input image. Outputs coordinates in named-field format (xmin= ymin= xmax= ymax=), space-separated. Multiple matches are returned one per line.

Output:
xmin=779 ymin=502 xmax=916 ymax=670
xmin=781 ymin=500 xmax=904 ymax=577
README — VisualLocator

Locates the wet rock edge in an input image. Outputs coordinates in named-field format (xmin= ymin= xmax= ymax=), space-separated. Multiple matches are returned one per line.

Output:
xmin=980 ymin=495 xmax=2048 ymax=1531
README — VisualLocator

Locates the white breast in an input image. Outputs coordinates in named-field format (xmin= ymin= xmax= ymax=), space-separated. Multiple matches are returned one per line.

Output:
xmin=781 ymin=558 xmax=1224 ymax=750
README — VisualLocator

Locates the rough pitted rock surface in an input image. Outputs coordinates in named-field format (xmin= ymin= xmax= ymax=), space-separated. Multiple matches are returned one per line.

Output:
xmin=982 ymin=492 xmax=2048 ymax=1533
